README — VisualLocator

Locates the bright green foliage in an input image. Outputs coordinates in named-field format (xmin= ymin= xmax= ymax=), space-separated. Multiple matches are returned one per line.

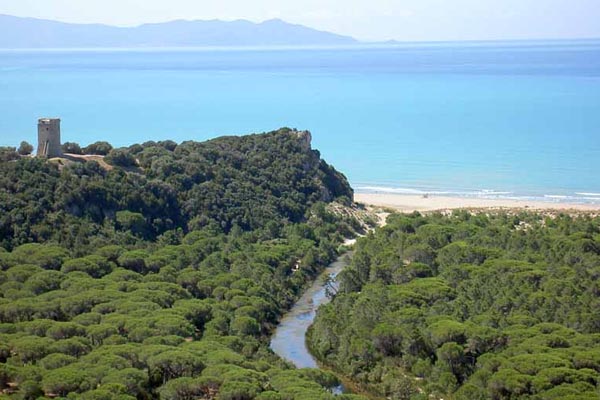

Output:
xmin=61 ymin=255 xmax=113 ymax=278
xmin=157 ymin=377 xmax=214 ymax=400
xmin=230 ymin=316 xmax=260 ymax=336
xmin=309 ymin=211 xmax=600 ymax=399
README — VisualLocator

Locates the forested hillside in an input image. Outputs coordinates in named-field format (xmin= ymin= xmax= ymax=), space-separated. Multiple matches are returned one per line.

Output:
xmin=0 ymin=128 xmax=353 ymax=251
xmin=308 ymin=211 xmax=600 ymax=400
xmin=0 ymin=129 xmax=367 ymax=399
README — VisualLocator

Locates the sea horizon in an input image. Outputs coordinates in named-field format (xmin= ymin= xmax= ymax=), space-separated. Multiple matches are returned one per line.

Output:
xmin=1 ymin=36 xmax=599 ymax=51
xmin=1 ymin=39 xmax=599 ymax=204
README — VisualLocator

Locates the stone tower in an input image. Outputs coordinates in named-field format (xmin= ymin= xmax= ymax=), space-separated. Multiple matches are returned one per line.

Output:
xmin=37 ymin=118 xmax=62 ymax=158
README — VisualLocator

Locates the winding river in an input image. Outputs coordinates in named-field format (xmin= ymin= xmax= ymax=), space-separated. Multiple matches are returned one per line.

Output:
xmin=270 ymin=251 xmax=351 ymax=368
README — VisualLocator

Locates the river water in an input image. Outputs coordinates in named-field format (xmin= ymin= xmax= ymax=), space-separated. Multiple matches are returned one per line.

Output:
xmin=269 ymin=253 xmax=350 ymax=368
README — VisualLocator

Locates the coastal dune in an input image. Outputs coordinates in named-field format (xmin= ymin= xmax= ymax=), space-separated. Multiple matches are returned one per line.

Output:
xmin=355 ymin=193 xmax=600 ymax=213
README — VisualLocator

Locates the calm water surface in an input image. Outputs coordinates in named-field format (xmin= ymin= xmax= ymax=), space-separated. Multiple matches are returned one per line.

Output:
xmin=270 ymin=254 xmax=349 ymax=369
xmin=1 ymin=41 xmax=599 ymax=202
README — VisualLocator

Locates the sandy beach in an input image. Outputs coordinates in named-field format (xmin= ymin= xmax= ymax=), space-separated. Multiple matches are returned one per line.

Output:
xmin=355 ymin=193 xmax=600 ymax=213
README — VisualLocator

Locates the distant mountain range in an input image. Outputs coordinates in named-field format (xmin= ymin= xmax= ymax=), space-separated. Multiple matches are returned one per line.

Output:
xmin=0 ymin=14 xmax=358 ymax=48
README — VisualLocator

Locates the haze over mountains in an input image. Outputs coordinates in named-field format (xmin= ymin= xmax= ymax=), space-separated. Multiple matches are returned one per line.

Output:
xmin=0 ymin=14 xmax=358 ymax=48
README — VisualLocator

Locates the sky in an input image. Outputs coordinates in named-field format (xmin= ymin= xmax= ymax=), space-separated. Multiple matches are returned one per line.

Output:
xmin=0 ymin=0 xmax=599 ymax=42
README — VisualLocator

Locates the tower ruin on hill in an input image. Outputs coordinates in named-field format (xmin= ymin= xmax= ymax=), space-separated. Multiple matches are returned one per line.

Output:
xmin=37 ymin=118 xmax=62 ymax=158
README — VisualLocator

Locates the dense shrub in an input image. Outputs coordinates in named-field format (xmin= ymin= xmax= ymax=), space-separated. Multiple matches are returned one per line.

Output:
xmin=83 ymin=141 xmax=113 ymax=155
xmin=309 ymin=211 xmax=600 ymax=399
xmin=0 ymin=129 xmax=363 ymax=399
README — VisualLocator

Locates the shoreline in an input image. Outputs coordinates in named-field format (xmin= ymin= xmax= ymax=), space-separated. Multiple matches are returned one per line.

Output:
xmin=355 ymin=193 xmax=600 ymax=213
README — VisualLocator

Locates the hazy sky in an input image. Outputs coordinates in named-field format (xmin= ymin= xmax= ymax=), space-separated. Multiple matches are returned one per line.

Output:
xmin=1 ymin=0 xmax=599 ymax=41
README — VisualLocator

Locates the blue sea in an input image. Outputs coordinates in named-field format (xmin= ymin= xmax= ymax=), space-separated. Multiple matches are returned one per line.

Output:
xmin=1 ymin=41 xmax=600 ymax=204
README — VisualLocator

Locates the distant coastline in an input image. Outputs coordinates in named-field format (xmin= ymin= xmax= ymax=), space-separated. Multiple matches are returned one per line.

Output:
xmin=1 ymin=13 xmax=598 ymax=50
xmin=0 ymin=14 xmax=357 ymax=49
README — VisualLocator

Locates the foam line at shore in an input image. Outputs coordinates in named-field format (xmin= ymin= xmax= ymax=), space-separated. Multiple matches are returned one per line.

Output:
xmin=354 ymin=192 xmax=600 ymax=213
xmin=356 ymin=185 xmax=600 ymax=205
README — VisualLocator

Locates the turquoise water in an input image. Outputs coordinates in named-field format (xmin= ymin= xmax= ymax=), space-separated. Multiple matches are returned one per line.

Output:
xmin=1 ymin=42 xmax=599 ymax=203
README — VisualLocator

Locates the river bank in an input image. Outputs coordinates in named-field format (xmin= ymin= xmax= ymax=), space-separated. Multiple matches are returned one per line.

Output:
xmin=269 ymin=252 xmax=351 ymax=368
xmin=270 ymin=248 xmax=387 ymax=399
